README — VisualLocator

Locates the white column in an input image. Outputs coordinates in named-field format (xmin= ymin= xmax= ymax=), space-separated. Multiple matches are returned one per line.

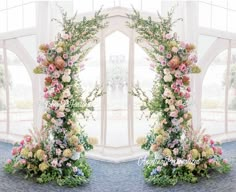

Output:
xmin=225 ymin=40 xmax=231 ymax=134
xmin=100 ymin=30 xmax=107 ymax=149
xmin=3 ymin=40 xmax=9 ymax=134
xmin=128 ymin=29 xmax=134 ymax=148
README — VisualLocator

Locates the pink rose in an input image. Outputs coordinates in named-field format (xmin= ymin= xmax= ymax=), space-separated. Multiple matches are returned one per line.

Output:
xmin=165 ymin=33 xmax=172 ymax=39
xmin=187 ymin=87 xmax=191 ymax=92
xmin=185 ymin=92 xmax=190 ymax=99
xmin=203 ymin=135 xmax=210 ymax=143
xmin=56 ymin=111 xmax=65 ymax=118
xmin=6 ymin=159 xmax=12 ymax=164
xmin=208 ymin=159 xmax=214 ymax=164
xmin=48 ymin=64 xmax=56 ymax=73
xmin=11 ymin=148 xmax=18 ymax=156
xmin=43 ymin=87 xmax=48 ymax=92
xmin=24 ymin=135 xmax=32 ymax=143
xmin=210 ymin=139 xmax=214 ymax=145
xmin=223 ymin=159 xmax=228 ymax=164
xmin=20 ymin=159 xmax=27 ymax=165
xmin=20 ymin=140 xmax=25 ymax=145
xmin=170 ymin=110 xmax=178 ymax=118
xmin=44 ymin=92 xmax=50 ymax=99
xmin=179 ymin=64 xmax=187 ymax=72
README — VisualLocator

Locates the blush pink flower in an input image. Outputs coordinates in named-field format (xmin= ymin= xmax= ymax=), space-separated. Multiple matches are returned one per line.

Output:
xmin=24 ymin=135 xmax=32 ymax=143
xmin=165 ymin=33 xmax=172 ymax=39
xmin=210 ymin=139 xmax=214 ymax=145
xmin=20 ymin=159 xmax=27 ymax=165
xmin=6 ymin=159 xmax=12 ymax=164
xmin=20 ymin=140 xmax=25 ymax=145
xmin=170 ymin=110 xmax=178 ymax=118
xmin=11 ymin=148 xmax=18 ymax=156
xmin=179 ymin=64 xmax=187 ymax=72
xmin=208 ymin=159 xmax=215 ymax=164
xmin=159 ymin=45 xmax=165 ymax=52
xmin=56 ymin=111 xmax=65 ymax=118
xmin=185 ymin=92 xmax=190 ymax=99
xmin=48 ymin=64 xmax=56 ymax=73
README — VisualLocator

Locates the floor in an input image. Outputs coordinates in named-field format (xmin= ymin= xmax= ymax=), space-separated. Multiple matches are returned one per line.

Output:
xmin=0 ymin=141 xmax=236 ymax=192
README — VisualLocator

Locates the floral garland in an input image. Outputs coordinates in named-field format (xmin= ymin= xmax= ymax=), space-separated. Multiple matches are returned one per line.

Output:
xmin=4 ymin=10 xmax=107 ymax=187
xmin=128 ymin=9 xmax=231 ymax=186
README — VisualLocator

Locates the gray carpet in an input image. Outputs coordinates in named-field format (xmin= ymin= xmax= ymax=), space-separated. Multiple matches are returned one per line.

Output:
xmin=0 ymin=141 xmax=236 ymax=192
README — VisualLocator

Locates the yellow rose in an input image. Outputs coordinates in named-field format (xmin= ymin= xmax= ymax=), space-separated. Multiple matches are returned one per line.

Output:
xmin=190 ymin=149 xmax=200 ymax=159
xmin=39 ymin=162 xmax=49 ymax=172
xmin=76 ymin=145 xmax=85 ymax=152
xmin=35 ymin=149 xmax=45 ymax=161
xmin=68 ymin=135 xmax=79 ymax=145
xmin=186 ymin=163 xmax=195 ymax=171
xmin=136 ymin=137 xmax=146 ymax=145
xmin=20 ymin=148 xmax=29 ymax=158
xmin=150 ymin=144 xmax=159 ymax=152
xmin=162 ymin=148 xmax=172 ymax=157
xmin=63 ymin=149 xmax=73 ymax=158
xmin=88 ymin=137 xmax=98 ymax=145
xmin=155 ymin=135 xmax=164 ymax=144
xmin=205 ymin=147 xmax=214 ymax=157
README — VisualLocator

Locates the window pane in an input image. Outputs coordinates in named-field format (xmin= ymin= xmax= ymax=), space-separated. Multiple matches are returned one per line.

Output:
xmin=80 ymin=44 xmax=101 ymax=144
xmin=23 ymin=3 xmax=36 ymax=28
xmin=199 ymin=2 xmax=211 ymax=28
xmin=142 ymin=0 xmax=161 ymax=13
xmin=133 ymin=44 xmax=155 ymax=143
xmin=121 ymin=0 xmax=141 ymax=10
xmin=198 ymin=35 xmax=216 ymax=59
xmin=212 ymin=6 xmax=227 ymax=31
xmin=94 ymin=0 xmax=115 ymax=10
xmin=7 ymin=0 xmax=22 ymax=8
xmin=73 ymin=0 xmax=93 ymax=14
xmin=228 ymin=0 xmax=236 ymax=10
xmin=0 ymin=11 xmax=7 ymax=33
xmin=7 ymin=50 xmax=33 ymax=136
xmin=7 ymin=7 xmax=23 ymax=31
xmin=228 ymin=49 xmax=236 ymax=132
xmin=0 ymin=48 xmax=7 ymax=133
xmin=212 ymin=0 xmax=227 ymax=8
xmin=105 ymin=31 xmax=129 ymax=147
xmin=228 ymin=10 xmax=236 ymax=33
xmin=201 ymin=50 xmax=227 ymax=135
xmin=0 ymin=0 xmax=6 ymax=10
xmin=18 ymin=35 xmax=37 ymax=62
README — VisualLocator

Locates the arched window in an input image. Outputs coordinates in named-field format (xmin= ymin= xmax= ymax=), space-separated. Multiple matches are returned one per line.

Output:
xmin=0 ymin=48 xmax=33 ymax=138
xmin=201 ymin=50 xmax=227 ymax=135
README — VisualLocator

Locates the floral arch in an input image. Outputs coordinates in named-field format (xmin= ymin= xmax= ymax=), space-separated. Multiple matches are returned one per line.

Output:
xmin=4 ymin=7 xmax=231 ymax=187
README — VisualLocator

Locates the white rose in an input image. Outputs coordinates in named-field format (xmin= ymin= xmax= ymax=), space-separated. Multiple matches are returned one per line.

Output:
xmin=63 ymin=89 xmax=71 ymax=98
xmin=175 ymin=100 xmax=182 ymax=106
xmin=62 ymin=74 xmax=71 ymax=82
xmin=53 ymin=71 xmax=60 ymax=78
xmin=169 ymin=105 xmax=176 ymax=111
xmin=59 ymin=104 xmax=66 ymax=112
xmin=164 ymin=74 xmax=173 ymax=82
xmin=64 ymin=69 xmax=71 ymax=75
xmin=56 ymin=47 xmax=63 ymax=53
xmin=163 ymin=68 xmax=170 ymax=75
